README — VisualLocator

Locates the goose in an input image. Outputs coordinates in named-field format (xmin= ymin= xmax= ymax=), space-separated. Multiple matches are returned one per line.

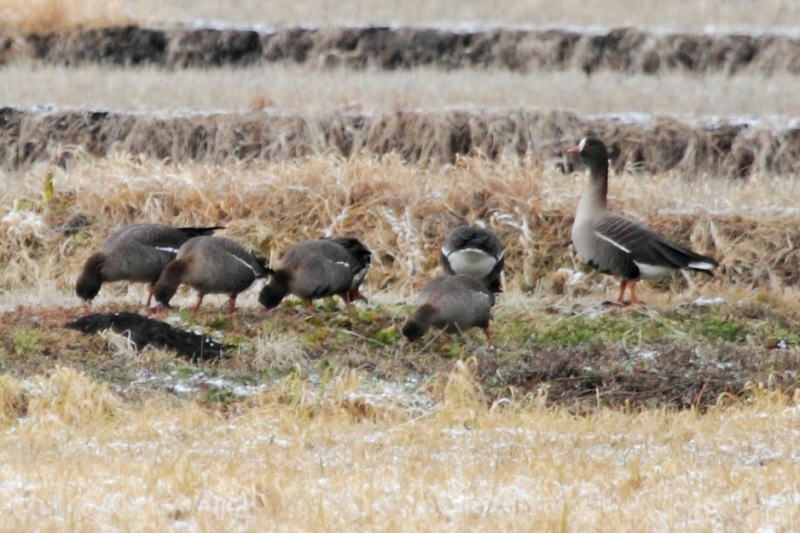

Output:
xmin=402 ymin=275 xmax=495 ymax=343
xmin=259 ymin=237 xmax=372 ymax=311
xmin=153 ymin=235 xmax=266 ymax=314
xmin=329 ymin=236 xmax=373 ymax=304
xmin=567 ymin=137 xmax=718 ymax=305
xmin=75 ymin=223 xmax=222 ymax=306
xmin=440 ymin=225 xmax=504 ymax=292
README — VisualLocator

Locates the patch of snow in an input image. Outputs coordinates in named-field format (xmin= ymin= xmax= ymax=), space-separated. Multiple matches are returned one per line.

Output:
xmin=692 ymin=296 xmax=726 ymax=307
xmin=1 ymin=209 xmax=47 ymax=235
xmin=154 ymin=21 xmax=800 ymax=39
xmin=631 ymin=349 xmax=659 ymax=361
xmin=556 ymin=267 xmax=585 ymax=287
xmin=171 ymin=382 xmax=197 ymax=395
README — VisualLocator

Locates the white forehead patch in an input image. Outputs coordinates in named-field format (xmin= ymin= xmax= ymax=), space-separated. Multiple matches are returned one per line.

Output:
xmin=578 ymin=137 xmax=588 ymax=151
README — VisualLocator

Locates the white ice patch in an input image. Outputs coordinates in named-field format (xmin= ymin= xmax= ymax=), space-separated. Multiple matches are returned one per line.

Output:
xmin=692 ymin=296 xmax=726 ymax=307
xmin=556 ymin=267 xmax=585 ymax=287
xmin=2 ymin=209 xmax=47 ymax=237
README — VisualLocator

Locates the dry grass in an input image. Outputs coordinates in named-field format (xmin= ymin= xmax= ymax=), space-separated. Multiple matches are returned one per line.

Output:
xmin=0 ymin=366 xmax=799 ymax=530
xmin=46 ymin=0 xmax=800 ymax=30
xmin=2 ymin=155 xmax=800 ymax=530
xmin=1 ymin=0 xmax=797 ymax=34
xmin=4 ymin=153 xmax=800 ymax=301
xmin=0 ymin=0 xmax=126 ymax=34
xmin=2 ymin=63 xmax=798 ymax=118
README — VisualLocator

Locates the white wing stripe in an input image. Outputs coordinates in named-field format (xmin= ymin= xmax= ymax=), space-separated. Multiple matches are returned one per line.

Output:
xmin=228 ymin=253 xmax=257 ymax=275
xmin=155 ymin=246 xmax=180 ymax=254
xmin=594 ymin=231 xmax=631 ymax=253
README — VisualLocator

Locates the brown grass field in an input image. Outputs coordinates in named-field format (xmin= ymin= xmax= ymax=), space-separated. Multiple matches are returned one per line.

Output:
xmin=2 ymin=153 xmax=800 ymax=530
xmin=1 ymin=2 xmax=800 ymax=531
xmin=1 ymin=64 xmax=798 ymax=118
xmin=2 ymin=0 xmax=799 ymax=33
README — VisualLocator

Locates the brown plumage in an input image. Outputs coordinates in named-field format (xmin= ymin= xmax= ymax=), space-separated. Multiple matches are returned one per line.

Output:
xmin=258 ymin=238 xmax=371 ymax=311
xmin=75 ymin=223 xmax=222 ymax=306
xmin=440 ymin=225 xmax=504 ymax=292
xmin=401 ymin=275 xmax=495 ymax=344
xmin=153 ymin=236 xmax=266 ymax=314
xmin=567 ymin=137 xmax=718 ymax=305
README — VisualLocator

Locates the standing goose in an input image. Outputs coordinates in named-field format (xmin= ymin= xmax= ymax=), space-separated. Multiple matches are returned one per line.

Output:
xmin=440 ymin=225 xmax=504 ymax=292
xmin=75 ymin=223 xmax=222 ymax=306
xmin=259 ymin=237 xmax=372 ymax=311
xmin=153 ymin=236 xmax=266 ymax=314
xmin=402 ymin=275 xmax=495 ymax=344
xmin=567 ymin=137 xmax=718 ymax=305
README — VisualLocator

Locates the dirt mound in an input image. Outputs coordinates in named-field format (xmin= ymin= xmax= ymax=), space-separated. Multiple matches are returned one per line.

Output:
xmin=2 ymin=106 xmax=799 ymax=177
xmin=3 ymin=25 xmax=800 ymax=75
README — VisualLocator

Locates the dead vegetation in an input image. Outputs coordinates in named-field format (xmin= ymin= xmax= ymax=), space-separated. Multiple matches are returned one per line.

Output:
xmin=1 ymin=65 xmax=797 ymax=119
xmin=0 ymin=25 xmax=791 ymax=79
xmin=2 ymin=107 xmax=800 ymax=178
xmin=5 ymin=153 xmax=798 ymax=296
xmin=0 ymin=364 xmax=798 ymax=531
xmin=2 ymin=3 xmax=800 ymax=529
xmin=4 ymin=0 xmax=799 ymax=32
xmin=4 ymin=25 xmax=800 ymax=78
xmin=1 ymin=154 xmax=799 ymax=410
xmin=0 ymin=0 xmax=125 ymax=35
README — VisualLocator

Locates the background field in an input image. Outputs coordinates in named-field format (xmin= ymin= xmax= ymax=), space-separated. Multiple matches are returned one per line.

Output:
xmin=2 ymin=64 xmax=798 ymax=118
xmin=4 ymin=0 xmax=800 ymax=32
xmin=1 ymin=2 xmax=800 ymax=531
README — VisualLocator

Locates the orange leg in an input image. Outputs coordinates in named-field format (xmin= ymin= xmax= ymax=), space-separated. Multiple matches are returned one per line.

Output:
xmin=350 ymin=289 xmax=368 ymax=303
xmin=344 ymin=291 xmax=353 ymax=313
xmin=191 ymin=294 xmax=204 ymax=314
xmin=617 ymin=279 xmax=628 ymax=303
xmin=145 ymin=283 xmax=155 ymax=308
xmin=484 ymin=326 xmax=493 ymax=346
xmin=305 ymin=299 xmax=314 ymax=312
xmin=628 ymin=281 xmax=639 ymax=306
xmin=226 ymin=295 xmax=237 ymax=315
xmin=617 ymin=279 xmax=639 ymax=306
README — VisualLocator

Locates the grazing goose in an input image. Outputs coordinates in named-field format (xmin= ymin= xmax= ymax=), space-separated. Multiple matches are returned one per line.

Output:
xmin=401 ymin=275 xmax=495 ymax=344
xmin=153 ymin=236 xmax=266 ymax=314
xmin=75 ymin=223 xmax=222 ymax=306
xmin=329 ymin=236 xmax=373 ymax=303
xmin=567 ymin=137 xmax=718 ymax=305
xmin=259 ymin=237 xmax=372 ymax=311
xmin=440 ymin=225 xmax=504 ymax=292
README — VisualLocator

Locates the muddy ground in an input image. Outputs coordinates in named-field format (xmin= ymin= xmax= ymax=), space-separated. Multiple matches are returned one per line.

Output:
xmin=1 ymin=298 xmax=798 ymax=411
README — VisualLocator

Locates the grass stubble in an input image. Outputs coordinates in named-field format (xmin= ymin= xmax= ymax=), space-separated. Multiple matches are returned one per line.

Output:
xmin=0 ymin=365 xmax=799 ymax=531
xmin=2 ymin=0 xmax=799 ymax=33
xmin=3 ymin=2 xmax=800 ymax=529
xmin=2 ymin=64 xmax=798 ymax=119
xmin=0 ymin=153 xmax=799 ymax=530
